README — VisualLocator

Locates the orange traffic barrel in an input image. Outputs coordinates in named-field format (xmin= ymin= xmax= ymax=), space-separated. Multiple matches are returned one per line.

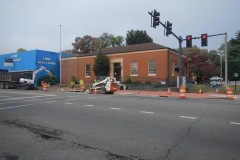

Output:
xmin=94 ymin=88 xmax=97 ymax=94
xmin=179 ymin=85 xmax=186 ymax=99
xmin=226 ymin=87 xmax=234 ymax=100
xmin=43 ymin=83 xmax=48 ymax=91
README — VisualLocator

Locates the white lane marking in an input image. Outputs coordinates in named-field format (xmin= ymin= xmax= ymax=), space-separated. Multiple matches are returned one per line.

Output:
xmin=43 ymin=101 xmax=56 ymax=104
xmin=0 ymin=95 xmax=54 ymax=102
xmin=0 ymin=102 xmax=16 ymax=105
xmin=0 ymin=104 xmax=34 ymax=110
xmin=87 ymin=97 xmax=97 ymax=99
xmin=141 ymin=111 xmax=154 ymax=114
xmin=65 ymin=99 xmax=78 ymax=101
xmin=230 ymin=122 xmax=240 ymax=125
xmin=65 ymin=102 xmax=72 ymax=104
xmin=24 ymin=99 xmax=38 ymax=102
xmin=85 ymin=105 xmax=94 ymax=107
xmin=180 ymin=116 xmax=197 ymax=120
xmin=44 ymin=97 xmax=61 ymax=100
xmin=0 ymin=96 xmax=11 ymax=97
xmin=110 ymin=108 xmax=121 ymax=110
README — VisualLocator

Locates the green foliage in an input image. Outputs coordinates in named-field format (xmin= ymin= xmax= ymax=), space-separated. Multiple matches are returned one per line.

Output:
xmin=126 ymin=30 xmax=153 ymax=45
xmin=124 ymin=77 xmax=132 ymax=84
xmin=133 ymin=80 xmax=142 ymax=84
xmin=183 ymin=46 xmax=220 ymax=83
xmin=61 ymin=49 xmax=72 ymax=54
xmin=187 ymin=84 xmax=212 ymax=93
xmin=93 ymin=52 xmax=110 ymax=77
xmin=218 ymin=32 xmax=240 ymax=80
xmin=97 ymin=33 xmax=124 ymax=49
xmin=145 ymin=81 xmax=152 ymax=85
xmin=72 ymin=35 xmax=98 ymax=54
xmin=37 ymin=75 xmax=56 ymax=86
xmin=71 ymin=76 xmax=78 ymax=83
xmin=17 ymin=48 xmax=27 ymax=52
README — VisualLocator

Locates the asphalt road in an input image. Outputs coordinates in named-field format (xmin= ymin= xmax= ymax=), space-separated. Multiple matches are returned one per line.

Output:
xmin=0 ymin=90 xmax=240 ymax=160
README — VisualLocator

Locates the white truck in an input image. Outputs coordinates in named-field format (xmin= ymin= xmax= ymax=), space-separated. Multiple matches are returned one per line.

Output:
xmin=92 ymin=76 xmax=119 ymax=94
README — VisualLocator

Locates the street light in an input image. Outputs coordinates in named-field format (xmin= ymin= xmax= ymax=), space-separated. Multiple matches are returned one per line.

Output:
xmin=60 ymin=25 xmax=62 ymax=84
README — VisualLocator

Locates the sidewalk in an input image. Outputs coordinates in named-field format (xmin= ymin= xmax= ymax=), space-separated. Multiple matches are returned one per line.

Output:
xmin=115 ymin=90 xmax=240 ymax=100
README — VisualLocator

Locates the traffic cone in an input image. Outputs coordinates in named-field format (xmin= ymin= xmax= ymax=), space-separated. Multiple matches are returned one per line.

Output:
xmin=199 ymin=88 xmax=202 ymax=94
xmin=215 ymin=88 xmax=218 ymax=94
xmin=167 ymin=88 xmax=171 ymax=95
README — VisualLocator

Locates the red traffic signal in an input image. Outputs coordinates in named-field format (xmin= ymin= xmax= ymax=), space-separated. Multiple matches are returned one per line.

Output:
xmin=186 ymin=35 xmax=192 ymax=48
xmin=201 ymin=34 xmax=208 ymax=46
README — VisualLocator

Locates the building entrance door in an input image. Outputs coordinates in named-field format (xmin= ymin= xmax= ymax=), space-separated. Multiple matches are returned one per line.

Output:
xmin=114 ymin=63 xmax=121 ymax=81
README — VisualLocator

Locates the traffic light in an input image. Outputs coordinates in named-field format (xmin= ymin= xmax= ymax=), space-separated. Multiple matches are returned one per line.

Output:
xmin=166 ymin=21 xmax=172 ymax=36
xmin=153 ymin=10 xmax=160 ymax=28
xmin=186 ymin=35 xmax=192 ymax=48
xmin=201 ymin=34 xmax=208 ymax=46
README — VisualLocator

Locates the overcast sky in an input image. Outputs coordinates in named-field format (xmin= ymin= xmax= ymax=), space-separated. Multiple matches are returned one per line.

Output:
xmin=0 ymin=0 xmax=239 ymax=54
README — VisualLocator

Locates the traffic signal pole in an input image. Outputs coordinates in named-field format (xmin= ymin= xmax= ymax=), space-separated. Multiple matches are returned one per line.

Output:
xmin=189 ymin=33 xmax=228 ymax=88
xmin=151 ymin=15 xmax=184 ymax=87
xmin=148 ymin=10 xmax=228 ymax=88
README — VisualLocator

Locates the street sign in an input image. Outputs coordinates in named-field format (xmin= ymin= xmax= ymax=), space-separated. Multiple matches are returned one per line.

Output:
xmin=234 ymin=73 xmax=238 ymax=77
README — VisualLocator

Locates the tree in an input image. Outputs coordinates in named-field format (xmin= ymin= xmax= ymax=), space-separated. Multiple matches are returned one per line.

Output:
xmin=218 ymin=32 xmax=240 ymax=80
xmin=126 ymin=30 xmax=153 ymax=45
xmin=72 ymin=35 xmax=98 ymax=54
xmin=97 ymin=33 xmax=124 ymax=49
xmin=183 ymin=46 xmax=220 ymax=84
xmin=93 ymin=52 xmax=110 ymax=77
xmin=17 ymin=48 xmax=27 ymax=52
xmin=61 ymin=49 xmax=72 ymax=54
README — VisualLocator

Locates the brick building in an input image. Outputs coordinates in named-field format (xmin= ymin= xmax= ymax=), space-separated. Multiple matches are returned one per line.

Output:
xmin=61 ymin=43 xmax=187 ymax=85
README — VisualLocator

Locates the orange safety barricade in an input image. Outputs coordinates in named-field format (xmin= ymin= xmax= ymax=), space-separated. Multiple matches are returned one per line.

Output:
xmin=179 ymin=85 xmax=186 ymax=99
xmin=226 ymin=88 xmax=234 ymax=100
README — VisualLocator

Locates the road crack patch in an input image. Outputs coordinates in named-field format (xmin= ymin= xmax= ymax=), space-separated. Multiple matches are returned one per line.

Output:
xmin=1 ymin=120 xmax=151 ymax=160
xmin=162 ymin=106 xmax=212 ymax=160
xmin=2 ymin=120 xmax=63 ymax=141
xmin=1 ymin=153 xmax=19 ymax=160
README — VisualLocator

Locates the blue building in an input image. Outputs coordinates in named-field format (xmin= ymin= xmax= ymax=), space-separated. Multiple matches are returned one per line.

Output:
xmin=0 ymin=50 xmax=69 ymax=83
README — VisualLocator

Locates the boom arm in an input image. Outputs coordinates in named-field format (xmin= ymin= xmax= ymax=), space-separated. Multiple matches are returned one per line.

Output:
xmin=32 ymin=66 xmax=52 ymax=81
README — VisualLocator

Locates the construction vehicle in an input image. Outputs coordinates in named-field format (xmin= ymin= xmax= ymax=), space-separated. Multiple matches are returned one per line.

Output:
xmin=0 ymin=66 xmax=51 ymax=89
xmin=19 ymin=66 xmax=52 ymax=87
xmin=91 ymin=76 xmax=118 ymax=94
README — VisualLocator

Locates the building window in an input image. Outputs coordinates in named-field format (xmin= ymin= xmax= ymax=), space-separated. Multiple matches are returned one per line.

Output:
xmin=148 ymin=60 xmax=156 ymax=75
xmin=85 ymin=64 xmax=91 ymax=77
xmin=130 ymin=61 xmax=138 ymax=75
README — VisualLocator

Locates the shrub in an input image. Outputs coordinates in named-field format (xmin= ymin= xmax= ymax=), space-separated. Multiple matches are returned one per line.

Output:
xmin=124 ymin=77 xmax=132 ymax=84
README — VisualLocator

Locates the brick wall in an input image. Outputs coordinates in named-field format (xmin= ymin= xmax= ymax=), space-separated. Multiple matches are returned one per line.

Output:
xmin=61 ymin=49 xmax=186 ymax=85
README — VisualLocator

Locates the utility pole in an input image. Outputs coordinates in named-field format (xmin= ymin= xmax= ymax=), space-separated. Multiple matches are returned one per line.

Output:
xmin=60 ymin=25 xmax=62 ymax=84
xmin=224 ymin=32 xmax=228 ymax=88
